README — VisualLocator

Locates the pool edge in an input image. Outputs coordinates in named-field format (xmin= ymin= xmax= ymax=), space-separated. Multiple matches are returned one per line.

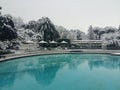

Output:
xmin=0 ymin=50 xmax=119 ymax=62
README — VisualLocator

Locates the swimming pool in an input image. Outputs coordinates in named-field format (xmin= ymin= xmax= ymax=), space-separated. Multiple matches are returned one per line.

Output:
xmin=0 ymin=54 xmax=120 ymax=90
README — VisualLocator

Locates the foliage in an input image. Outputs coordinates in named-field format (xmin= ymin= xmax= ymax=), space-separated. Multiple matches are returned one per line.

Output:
xmin=0 ymin=50 xmax=13 ymax=55
xmin=26 ymin=20 xmax=36 ymax=30
xmin=12 ymin=17 xmax=24 ymax=29
xmin=36 ymin=17 xmax=60 ymax=41
xmin=0 ymin=15 xmax=17 ymax=41
xmin=0 ymin=6 xmax=1 ymax=15
xmin=87 ymin=25 xmax=95 ymax=40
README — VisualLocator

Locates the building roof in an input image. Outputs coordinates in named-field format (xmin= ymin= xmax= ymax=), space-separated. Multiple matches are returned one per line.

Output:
xmin=72 ymin=40 xmax=103 ymax=44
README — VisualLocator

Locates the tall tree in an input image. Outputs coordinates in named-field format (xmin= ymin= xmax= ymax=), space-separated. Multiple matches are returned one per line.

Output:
xmin=93 ymin=27 xmax=100 ymax=40
xmin=87 ymin=25 xmax=95 ymax=40
xmin=0 ymin=15 xmax=17 ymax=41
xmin=12 ymin=17 xmax=24 ymax=29
xmin=26 ymin=20 xmax=36 ymax=30
xmin=36 ymin=17 xmax=60 ymax=41
xmin=93 ymin=27 xmax=105 ymax=40
xmin=118 ymin=25 xmax=120 ymax=32
xmin=0 ymin=6 xmax=1 ymax=15
xmin=55 ymin=26 xmax=68 ymax=39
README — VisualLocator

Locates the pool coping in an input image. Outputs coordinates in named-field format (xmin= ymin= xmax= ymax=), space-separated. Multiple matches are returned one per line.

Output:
xmin=0 ymin=49 xmax=120 ymax=62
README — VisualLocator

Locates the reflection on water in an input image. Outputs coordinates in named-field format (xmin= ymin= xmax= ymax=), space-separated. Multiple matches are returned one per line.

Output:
xmin=0 ymin=54 xmax=120 ymax=90
xmin=88 ymin=55 xmax=120 ymax=70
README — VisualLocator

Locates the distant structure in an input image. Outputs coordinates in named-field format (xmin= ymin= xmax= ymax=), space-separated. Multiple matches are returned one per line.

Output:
xmin=72 ymin=40 xmax=107 ymax=49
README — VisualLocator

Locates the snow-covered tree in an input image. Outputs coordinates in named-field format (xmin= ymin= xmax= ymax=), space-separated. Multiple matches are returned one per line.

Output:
xmin=104 ymin=26 xmax=117 ymax=34
xmin=12 ymin=17 xmax=24 ymax=29
xmin=33 ymin=33 xmax=42 ymax=42
xmin=87 ymin=25 xmax=95 ymax=40
xmin=0 ymin=6 xmax=1 ymax=15
xmin=55 ymin=26 xmax=87 ymax=40
xmin=118 ymin=25 xmax=120 ymax=32
xmin=55 ymin=26 xmax=69 ymax=39
xmin=25 ymin=29 xmax=34 ymax=40
xmin=25 ymin=20 xmax=36 ymax=31
xmin=91 ymin=26 xmax=117 ymax=40
xmin=93 ymin=27 xmax=103 ymax=40
xmin=68 ymin=30 xmax=83 ymax=40
xmin=36 ymin=17 xmax=60 ymax=41
xmin=0 ymin=15 xmax=17 ymax=41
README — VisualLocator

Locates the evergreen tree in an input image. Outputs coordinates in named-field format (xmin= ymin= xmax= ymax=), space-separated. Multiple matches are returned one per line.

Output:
xmin=36 ymin=17 xmax=60 ymax=41
xmin=0 ymin=6 xmax=1 ymax=15
xmin=0 ymin=15 xmax=17 ymax=41
xmin=118 ymin=25 xmax=120 ymax=32
xmin=88 ymin=25 xmax=95 ymax=40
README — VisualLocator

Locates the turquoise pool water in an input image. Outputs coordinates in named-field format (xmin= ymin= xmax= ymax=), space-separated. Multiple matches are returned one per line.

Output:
xmin=0 ymin=54 xmax=120 ymax=90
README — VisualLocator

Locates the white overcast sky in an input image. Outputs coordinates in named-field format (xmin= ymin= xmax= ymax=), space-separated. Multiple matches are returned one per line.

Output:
xmin=0 ymin=0 xmax=120 ymax=33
